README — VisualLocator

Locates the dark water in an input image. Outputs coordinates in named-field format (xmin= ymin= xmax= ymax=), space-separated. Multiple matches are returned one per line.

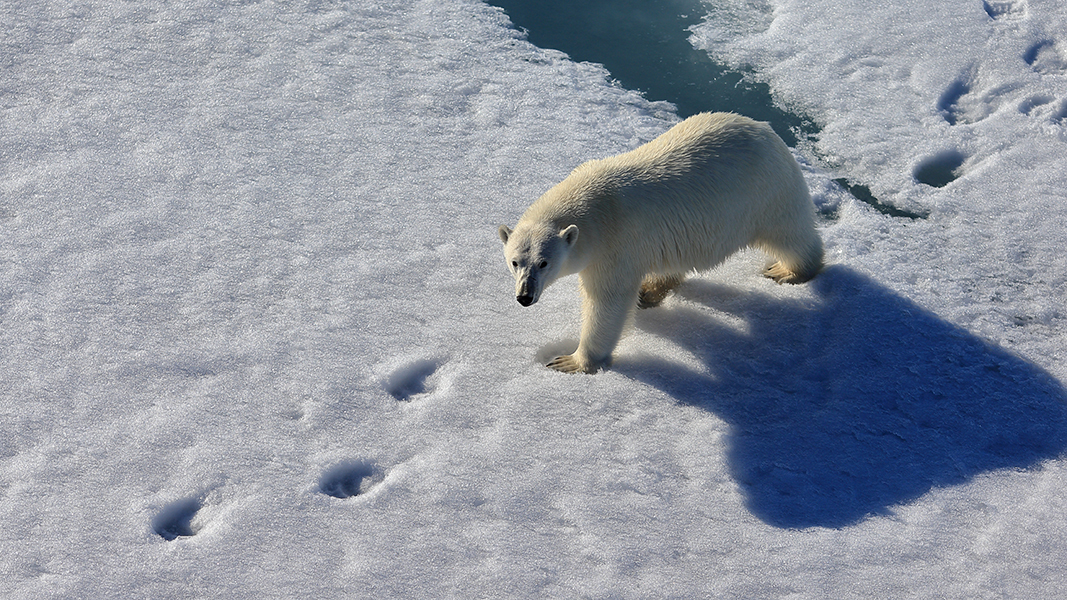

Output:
xmin=487 ymin=0 xmax=816 ymax=147
xmin=488 ymin=0 xmax=929 ymax=219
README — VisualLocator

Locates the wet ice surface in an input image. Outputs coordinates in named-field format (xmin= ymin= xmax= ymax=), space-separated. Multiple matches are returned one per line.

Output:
xmin=2 ymin=0 xmax=1067 ymax=598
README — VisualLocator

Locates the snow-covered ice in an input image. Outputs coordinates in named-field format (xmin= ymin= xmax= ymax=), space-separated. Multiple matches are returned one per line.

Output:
xmin=2 ymin=0 xmax=1067 ymax=597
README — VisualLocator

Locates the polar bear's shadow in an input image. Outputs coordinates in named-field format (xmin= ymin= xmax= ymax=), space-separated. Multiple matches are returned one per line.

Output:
xmin=617 ymin=265 xmax=1067 ymax=529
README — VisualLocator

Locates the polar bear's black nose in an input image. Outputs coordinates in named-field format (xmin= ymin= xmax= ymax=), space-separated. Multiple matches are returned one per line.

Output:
xmin=516 ymin=295 xmax=534 ymax=306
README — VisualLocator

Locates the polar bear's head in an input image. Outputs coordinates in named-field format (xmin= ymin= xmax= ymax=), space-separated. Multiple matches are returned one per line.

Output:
xmin=498 ymin=222 xmax=579 ymax=306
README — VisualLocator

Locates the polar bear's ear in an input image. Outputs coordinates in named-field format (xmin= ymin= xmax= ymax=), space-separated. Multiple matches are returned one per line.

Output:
xmin=498 ymin=225 xmax=512 ymax=244
xmin=560 ymin=224 xmax=579 ymax=247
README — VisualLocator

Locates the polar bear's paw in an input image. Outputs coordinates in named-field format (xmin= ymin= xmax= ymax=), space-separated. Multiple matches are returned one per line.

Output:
xmin=546 ymin=354 xmax=601 ymax=374
xmin=764 ymin=261 xmax=817 ymax=285
xmin=546 ymin=354 xmax=584 ymax=373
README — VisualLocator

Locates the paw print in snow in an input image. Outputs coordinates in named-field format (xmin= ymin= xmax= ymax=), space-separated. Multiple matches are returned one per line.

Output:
xmin=383 ymin=358 xmax=441 ymax=401
xmin=153 ymin=497 xmax=202 ymax=541
xmin=983 ymin=0 xmax=1027 ymax=21
xmin=319 ymin=460 xmax=382 ymax=499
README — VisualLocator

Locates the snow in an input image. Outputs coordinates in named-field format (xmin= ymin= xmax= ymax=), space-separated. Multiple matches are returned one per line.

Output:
xmin=1 ymin=0 xmax=1066 ymax=597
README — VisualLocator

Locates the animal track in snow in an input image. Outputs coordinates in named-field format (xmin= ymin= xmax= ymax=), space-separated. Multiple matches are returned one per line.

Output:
xmin=1019 ymin=94 xmax=1055 ymax=116
xmin=1054 ymin=100 xmax=1067 ymax=124
xmin=152 ymin=497 xmax=202 ymax=541
xmin=1016 ymin=94 xmax=1067 ymax=126
xmin=983 ymin=0 xmax=1027 ymax=21
xmin=1025 ymin=40 xmax=1067 ymax=74
xmin=938 ymin=76 xmax=971 ymax=126
xmin=319 ymin=460 xmax=381 ymax=498
xmin=383 ymin=358 xmax=440 ymax=401
xmin=913 ymin=150 xmax=967 ymax=188
xmin=938 ymin=71 xmax=1024 ymax=126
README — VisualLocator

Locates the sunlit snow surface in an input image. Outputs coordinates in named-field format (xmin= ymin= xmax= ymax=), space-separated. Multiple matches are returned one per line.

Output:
xmin=2 ymin=0 xmax=1067 ymax=597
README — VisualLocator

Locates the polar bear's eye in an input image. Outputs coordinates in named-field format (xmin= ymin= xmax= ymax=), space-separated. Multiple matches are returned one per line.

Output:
xmin=511 ymin=261 xmax=518 ymax=268
xmin=538 ymin=260 xmax=548 ymax=269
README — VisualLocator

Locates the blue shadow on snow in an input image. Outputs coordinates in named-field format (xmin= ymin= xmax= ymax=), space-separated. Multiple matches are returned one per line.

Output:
xmin=617 ymin=266 xmax=1067 ymax=528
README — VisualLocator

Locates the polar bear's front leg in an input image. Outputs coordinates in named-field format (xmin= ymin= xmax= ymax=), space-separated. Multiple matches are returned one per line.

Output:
xmin=547 ymin=272 xmax=640 ymax=374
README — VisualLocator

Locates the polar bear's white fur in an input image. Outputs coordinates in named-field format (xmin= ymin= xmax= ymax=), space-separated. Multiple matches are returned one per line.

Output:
xmin=499 ymin=112 xmax=823 ymax=374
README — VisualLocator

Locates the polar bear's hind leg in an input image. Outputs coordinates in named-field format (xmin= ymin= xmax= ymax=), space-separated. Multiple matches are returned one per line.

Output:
xmin=760 ymin=231 xmax=824 ymax=284
xmin=637 ymin=273 xmax=685 ymax=308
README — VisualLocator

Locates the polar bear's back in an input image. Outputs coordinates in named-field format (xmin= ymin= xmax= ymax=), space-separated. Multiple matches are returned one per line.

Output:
xmin=611 ymin=112 xmax=804 ymax=213
xmin=595 ymin=112 xmax=814 ymax=274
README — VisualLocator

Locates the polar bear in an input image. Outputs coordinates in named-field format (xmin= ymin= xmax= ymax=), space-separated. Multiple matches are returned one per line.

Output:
xmin=499 ymin=112 xmax=823 ymax=374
